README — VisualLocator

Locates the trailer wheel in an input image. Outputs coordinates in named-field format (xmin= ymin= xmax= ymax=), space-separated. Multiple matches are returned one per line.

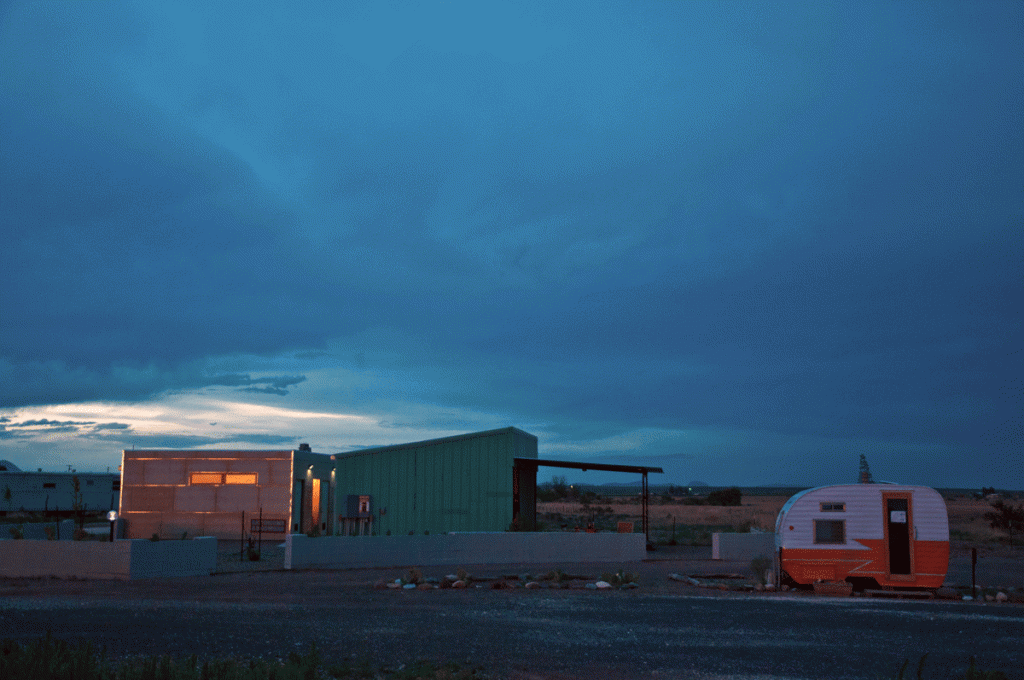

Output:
xmin=847 ymin=577 xmax=879 ymax=593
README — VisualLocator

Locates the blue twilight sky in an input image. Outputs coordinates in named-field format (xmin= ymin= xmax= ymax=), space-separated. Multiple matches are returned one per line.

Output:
xmin=1 ymin=1 xmax=1021 ymax=488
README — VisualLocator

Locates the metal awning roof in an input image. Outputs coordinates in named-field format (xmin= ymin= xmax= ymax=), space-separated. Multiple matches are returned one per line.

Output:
xmin=514 ymin=458 xmax=663 ymax=474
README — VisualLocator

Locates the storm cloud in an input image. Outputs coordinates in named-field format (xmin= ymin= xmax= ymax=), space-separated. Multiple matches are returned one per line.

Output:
xmin=0 ymin=1 xmax=1021 ymax=486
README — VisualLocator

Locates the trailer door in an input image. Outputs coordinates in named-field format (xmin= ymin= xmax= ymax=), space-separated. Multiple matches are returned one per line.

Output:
xmin=884 ymin=494 xmax=913 ymax=577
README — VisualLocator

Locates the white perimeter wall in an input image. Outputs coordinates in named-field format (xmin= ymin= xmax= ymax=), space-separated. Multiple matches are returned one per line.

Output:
xmin=712 ymin=532 xmax=775 ymax=561
xmin=0 ymin=537 xmax=217 ymax=580
xmin=287 ymin=532 xmax=647 ymax=569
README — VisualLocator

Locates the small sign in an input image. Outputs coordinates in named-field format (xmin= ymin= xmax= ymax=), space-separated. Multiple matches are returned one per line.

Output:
xmin=251 ymin=518 xmax=287 ymax=533
xmin=890 ymin=510 xmax=907 ymax=523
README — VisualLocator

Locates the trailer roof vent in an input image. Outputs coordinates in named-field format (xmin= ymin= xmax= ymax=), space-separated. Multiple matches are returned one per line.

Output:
xmin=298 ymin=443 xmax=311 ymax=451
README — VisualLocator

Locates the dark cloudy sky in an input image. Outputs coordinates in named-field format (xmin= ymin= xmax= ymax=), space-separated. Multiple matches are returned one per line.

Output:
xmin=1 ymin=1 xmax=1021 ymax=488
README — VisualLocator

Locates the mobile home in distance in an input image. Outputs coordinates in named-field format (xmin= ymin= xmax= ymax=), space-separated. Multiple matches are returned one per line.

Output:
xmin=775 ymin=484 xmax=949 ymax=589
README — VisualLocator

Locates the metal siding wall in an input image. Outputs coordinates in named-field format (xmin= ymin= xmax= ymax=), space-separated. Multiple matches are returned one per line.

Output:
xmin=330 ymin=429 xmax=529 ymax=536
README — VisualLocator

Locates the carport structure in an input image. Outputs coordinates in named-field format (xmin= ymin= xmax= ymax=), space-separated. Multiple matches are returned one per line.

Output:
xmin=513 ymin=458 xmax=664 ymax=547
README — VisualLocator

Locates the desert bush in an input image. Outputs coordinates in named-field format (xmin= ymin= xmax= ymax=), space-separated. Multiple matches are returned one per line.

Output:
xmin=706 ymin=487 xmax=742 ymax=507
xmin=0 ymin=635 xmax=484 ymax=680
xmin=890 ymin=654 xmax=1008 ymax=680
xmin=983 ymin=500 xmax=1024 ymax=546
xmin=44 ymin=525 xmax=57 ymax=541
xmin=600 ymin=569 xmax=639 ymax=587
xmin=750 ymin=556 xmax=772 ymax=586
xmin=8 ymin=525 xmax=24 ymax=540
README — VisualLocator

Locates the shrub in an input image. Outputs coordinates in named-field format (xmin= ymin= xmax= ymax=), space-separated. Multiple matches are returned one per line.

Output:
xmin=983 ymin=500 xmax=1024 ymax=546
xmin=750 ymin=556 xmax=772 ymax=586
xmin=8 ymin=525 xmax=24 ymax=540
xmin=706 ymin=487 xmax=742 ymax=507
xmin=600 ymin=569 xmax=639 ymax=587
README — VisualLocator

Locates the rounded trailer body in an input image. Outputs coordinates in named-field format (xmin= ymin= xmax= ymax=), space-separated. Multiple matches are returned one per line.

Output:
xmin=775 ymin=484 xmax=948 ymax=589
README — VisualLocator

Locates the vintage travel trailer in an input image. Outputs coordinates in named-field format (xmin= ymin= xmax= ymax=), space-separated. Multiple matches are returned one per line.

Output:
xmin=775 ymin=484 xmax=949 ymax=589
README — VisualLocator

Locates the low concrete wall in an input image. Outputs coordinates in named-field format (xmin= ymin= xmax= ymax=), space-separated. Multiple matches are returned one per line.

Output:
xmin=0 ymin=537 xmax=217 ymax=580
xmin=286 ymin=532 xmax=647 ymax=570
xmin=0 ymin=519 xmax=75 ymax=540
xmin=711 ymin=532 xmax=775 ymax=561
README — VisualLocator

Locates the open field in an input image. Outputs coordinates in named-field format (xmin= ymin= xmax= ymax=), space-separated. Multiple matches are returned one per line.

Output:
xmin=539 ymin=492 xmax=1024 ymax=549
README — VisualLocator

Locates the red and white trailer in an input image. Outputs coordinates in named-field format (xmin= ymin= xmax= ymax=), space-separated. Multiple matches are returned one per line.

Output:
xmin=775 ymin=484 xmax=949 ymax=589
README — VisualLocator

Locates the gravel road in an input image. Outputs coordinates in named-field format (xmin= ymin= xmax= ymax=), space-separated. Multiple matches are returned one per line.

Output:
xmin=2 ymin=556 xmax=1023 ymax=680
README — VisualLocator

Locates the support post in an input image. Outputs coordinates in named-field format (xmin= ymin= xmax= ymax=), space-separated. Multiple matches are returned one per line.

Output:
xmin=642 ymin=471 xmax=650 ymax=548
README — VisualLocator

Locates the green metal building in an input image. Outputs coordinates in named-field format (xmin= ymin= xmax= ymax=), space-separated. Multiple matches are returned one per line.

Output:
xmin=330 ymin=427 xmax=538 ymax=536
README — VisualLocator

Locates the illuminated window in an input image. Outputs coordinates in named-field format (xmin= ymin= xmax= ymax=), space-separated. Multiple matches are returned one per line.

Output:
xmin=820 ymin=502 xmax=845 ymax=512
xmin=190 ymin=472 xmax=225 ymax=485
xmin=190 ymin=472 xmax=258 ymax=485
xmin=814 ymin=520 xmax=845 ymax=544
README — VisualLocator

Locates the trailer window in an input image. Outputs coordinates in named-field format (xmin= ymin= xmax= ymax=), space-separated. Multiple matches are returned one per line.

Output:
xmin=814 ymin=520 xmax=845 ymax=544
xmin=820 ymin=502 xmax=845 ymax=512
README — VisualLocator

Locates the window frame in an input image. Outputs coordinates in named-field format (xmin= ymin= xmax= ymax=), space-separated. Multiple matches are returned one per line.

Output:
xmin=819 ymin=502 xmax=846 ymax=512
xmin=813 ymin=519 xmax=846 ymax=545
xmin=189 ymin=472 xmax=258 ymax=485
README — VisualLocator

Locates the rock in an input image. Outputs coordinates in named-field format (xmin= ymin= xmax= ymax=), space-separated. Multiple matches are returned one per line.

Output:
xmin=754 ymin=583 xmax=764 ymax=591
xmin=387 ymin=582 xmax=402 ymax=589
xmin=445 ymin=574 xmax=458 ymax=581
xmin=765 ymin=584 xmax=776 ymax=592
xmin=585 ymin=583 xmax=598 ymax=590
xmin=525 ymin=581 xmax=541 ymax=589
xmin=417 ymin=583 xmax=434 ymax=591
xmin=452 ymin=580 xmax=467 ymax=589
xmin=403 ymin=583 xmax=416 ymax=590
xmin=620 ymin=582 xmax=638 ymax=590
xmin=935 ymin=587 xmax=960 ymax=600
xmin=781 ymin=585 xmax=789 ymax=592
xmin=373 ymin=579 xmax=388 ymax=590
xmin=668 ymin=573 xmax=685 ymax=582
xmin=962 ymin=595 xmax=974 ymax=601
xmin=595 ymin=581 xmax=613 ymax=589
xmin=985 ymin=594 xmax=995 ymax=602
xmin=996 ymin=592 xmax=1008 ymax=602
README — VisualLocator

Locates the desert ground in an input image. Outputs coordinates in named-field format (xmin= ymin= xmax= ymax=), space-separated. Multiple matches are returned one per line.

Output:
xmin=538 ymin=492 xmax=1022 ymax=548
xmin=2 ymin=491 xmax=1022 ymax=679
